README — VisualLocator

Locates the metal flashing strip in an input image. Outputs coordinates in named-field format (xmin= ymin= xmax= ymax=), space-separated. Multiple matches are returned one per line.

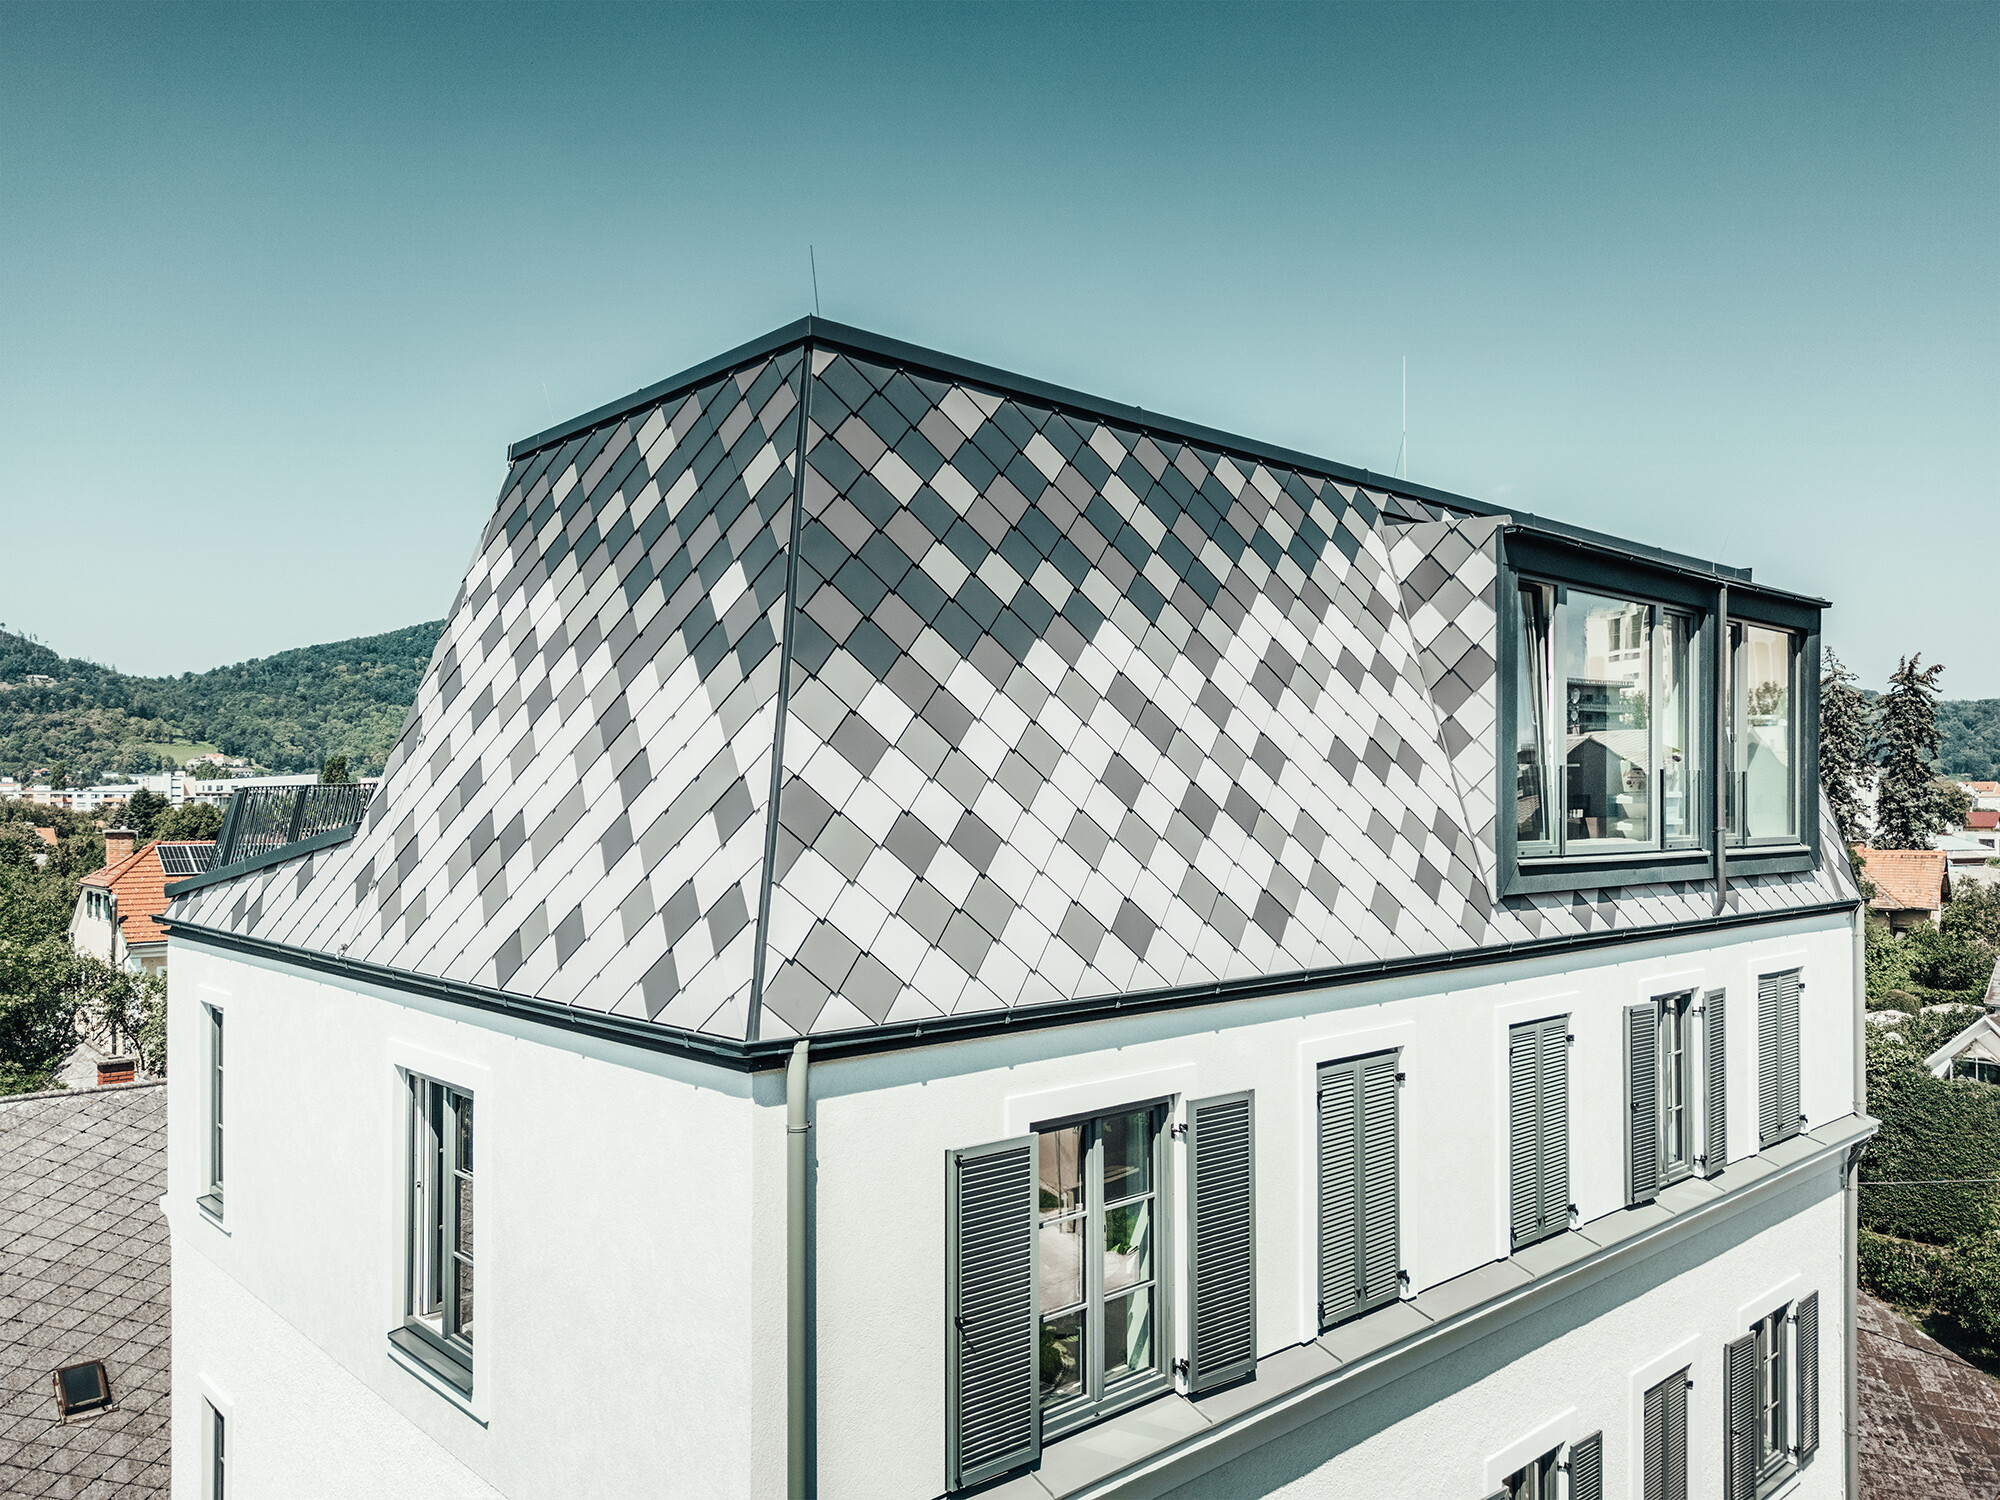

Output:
xmin=504 ymin=318 xmax=1796 ymax=600
xmin=1015 ymin=1111 xmax=1878 ymax=1500
xmin=163 ymin=823 xmax=363 ymax=899
xmin=162 ymin=896 xmax=1861 ymax=1074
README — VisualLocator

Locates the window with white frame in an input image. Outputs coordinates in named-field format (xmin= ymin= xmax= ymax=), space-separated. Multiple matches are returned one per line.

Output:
xmin=207 ymin=1402 xmax=226 ymax=1499
xmin=199 ymin=1006 xmax=223 ymax=1216
xmin=1723 ymin=1293 xmax=1820 ymax=1499
xmin=394 ymin=1074 xmax=474 ymax=1390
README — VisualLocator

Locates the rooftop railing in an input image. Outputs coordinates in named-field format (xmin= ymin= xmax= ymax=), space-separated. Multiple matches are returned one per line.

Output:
xmin=213 ymin=782 xmax=376 ymax=869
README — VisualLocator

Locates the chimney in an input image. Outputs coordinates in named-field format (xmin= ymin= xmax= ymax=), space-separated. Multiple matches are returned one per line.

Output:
xmin=104 ymin=826 xmax=136 ymax=865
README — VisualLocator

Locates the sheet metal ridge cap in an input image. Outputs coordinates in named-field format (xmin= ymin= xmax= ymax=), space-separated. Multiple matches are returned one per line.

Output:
xmin=1038 ymin=1110 xmax=1878 ymax=1500
xmin=163 ymin=822 xmax=361 ymax=898
xmin=162 ymin=894 xmax=1860 ymax=1072
xmin=1507 ymin=515 xmax=1832 ymax=610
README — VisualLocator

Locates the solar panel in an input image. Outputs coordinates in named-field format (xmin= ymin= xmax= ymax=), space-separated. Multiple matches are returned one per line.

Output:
xmin=157 ymin=844 xmax=215 ymax=877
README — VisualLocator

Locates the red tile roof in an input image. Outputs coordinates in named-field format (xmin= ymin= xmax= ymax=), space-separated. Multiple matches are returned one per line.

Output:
xmin=1968 ymin=810 xmax=1999 ymax=830
xmin=32 ymin=826 xmax=55 ymax=847
xmin=1963 ymin=781 xmax=2000 ymax=794
xmin=1860 ymin=848 xmax=1951 ymax=914
xmin=80 ymin=842 xmax=215 ymax=950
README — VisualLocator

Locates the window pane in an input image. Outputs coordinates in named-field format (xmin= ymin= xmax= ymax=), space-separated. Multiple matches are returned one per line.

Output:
xmin=454 ymin=1092 xmax=473 ymax=1174
xmin=1104 ymin=1287 xmax=1153 ymax=1382
xmin=454 ymin=1256 xmax=474 ymax=1342
xmin=1514 ymin=585 xmax=1554 ymax=849
xmin=1103 ymin=1199 xmax=1151 ymax=1292
xmin=455 ymin=1173 xmax=474 ymax=1261
xmin=1038 ymin=1126 xmax=1083 ymax=1217
xmin=1660 ymin=612 xmax=1697 ymax=844
xmin=1101 ymin=1111 xmax=1152 ymax=1202
xmin=1038 ymin=1214 xmax=1084 ymax=1312
xmin=1735 ymin=624 xmax=1796 ymax=842
xmin=1039 ymin=1309 xmax=1084 ymax=1405
xmin=1562 ymin=591 xmax=1652 ymax=849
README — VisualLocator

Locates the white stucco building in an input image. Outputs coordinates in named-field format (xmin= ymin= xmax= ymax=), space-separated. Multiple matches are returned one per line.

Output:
xmin=164 ymin=320 xmax=1870 ymax=1500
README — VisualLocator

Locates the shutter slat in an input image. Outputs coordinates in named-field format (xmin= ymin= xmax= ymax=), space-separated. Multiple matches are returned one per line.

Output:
xmin=1187 ymin=1092 xmax=1257 ymax=1393
xmin=1725 ymin=1333 xmax=1757 ymax=1500
xmin=1537 ymin=1017 xmax=1570 ymax=1238
xmin=946 ymin=1137 xmax=1038 ymax=1490
xmin=1798 ymin=1291 xmax=1820 ymax=1462
xmin=1758 ymin=972 xmax=1783 ymax=1146
xmin=1628 ymin=1003 xmax=1660 ymax=1206
xmin=1644 ymin=1380 xmax=1666 ymax=1500
xmin=1665 ymin=1366 xmax=1689 ymax=1500
xmin=1779 ymin=971 xmax=1802 ymax=1142
xmin=1570 ymin=1429 xmax=1604 ymax=1500
xmin=1705 ymin=988 xmax=1727 ymax=1174
xmin=1509 ymin=1024 xmax=1542 ymax=1247
xmin=1317 ymin=1061 xmax=1358 ymax=1325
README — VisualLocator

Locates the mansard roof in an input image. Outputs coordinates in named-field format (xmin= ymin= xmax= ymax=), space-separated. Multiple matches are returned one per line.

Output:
xmin=167 ymin=319 xmax=1855 ymax=1048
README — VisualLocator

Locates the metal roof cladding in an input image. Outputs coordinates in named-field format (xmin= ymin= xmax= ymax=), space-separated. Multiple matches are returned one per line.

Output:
xmin=166 ymin=320 xmax=1852 ymax=1058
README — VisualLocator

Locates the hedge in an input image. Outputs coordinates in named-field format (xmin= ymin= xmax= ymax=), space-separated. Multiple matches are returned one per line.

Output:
xmin=1859 ymin=1230 xmax=1951 ymax=1307
xmin=1861 ymin=1023 xmax=2000 ymax=1243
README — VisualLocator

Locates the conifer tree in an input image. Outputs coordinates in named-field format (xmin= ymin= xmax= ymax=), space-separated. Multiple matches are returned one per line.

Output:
xmin=1818 ymin=651 xmax=1874 ymax=845
xmin=1873 ymin=654 xmax=1954 ymax=849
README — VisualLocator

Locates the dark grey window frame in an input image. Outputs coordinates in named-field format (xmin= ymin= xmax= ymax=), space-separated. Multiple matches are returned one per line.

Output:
xmin=391 ymin=1072 xmax=474 ymax=1394
xmin=1031 ymin=1100 xmax=1174 ymax=1442
xmin=198 ymin=1005 xmax=224 ymax=1220
xmin=1494 ymin=531 xmax=1820 ymax=897
xmin=207 ymin=1401 xmax=226 ymax=1500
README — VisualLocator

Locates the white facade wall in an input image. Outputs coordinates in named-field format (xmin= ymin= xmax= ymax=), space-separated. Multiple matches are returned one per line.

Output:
xmin=166 ymin=942 xmax=791 ymax=1500
xmin=169 ymin=907 xmax=1857 ymax=1500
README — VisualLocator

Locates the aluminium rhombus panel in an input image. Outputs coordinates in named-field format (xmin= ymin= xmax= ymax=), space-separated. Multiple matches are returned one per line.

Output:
xmin=170 ymin=334 xmax=1859 ymax=1043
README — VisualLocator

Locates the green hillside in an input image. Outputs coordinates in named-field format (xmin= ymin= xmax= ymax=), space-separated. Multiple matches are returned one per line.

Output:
xmin=1939 ymin=701 xmax=2000 ymax=781
xmin=0 ymin=621 xmax=444 ymax=781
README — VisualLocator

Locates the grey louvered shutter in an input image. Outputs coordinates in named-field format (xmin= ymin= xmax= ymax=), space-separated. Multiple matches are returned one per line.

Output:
xmin=1358 ymin=1053 xmax=1400 ymax=1311
xmin=1724 ymin=1333 xmax=1757 ymax=1500
xmin=1627 ymin=1003 xmax=1660 ymax=1206
xmin=1664 ymin=1368 xmax=1688 ymax=1500
xmin=1704 ymin=988 xmax=1727 ymax=1174
xmin=1537 ymin=1017 xmax=1570 ymax=1236
xmin=1187 ymin=1091 xmax=1256 ymax=1393
xmin=1509 ymin=1023 xmax=1542 ymax=1247
xmin=1758 ymin=971 xmax=1803 ymax=1146
xmin=1797 ymin=1291 xmax=1820 ymax=1462
xmin=946 ymin=1137 xmax=1037 ymax=1491
xmin=1646 ymin=1370 xmax=1689 ymax=1500
xmin=1569 ymin=1430 xmax=1603 ymax=1500
xmin=1644 ymin=1378 xmax=1666 ymax=1500
xmin=1317 ymin=1059 xmax=1359 ymax=1325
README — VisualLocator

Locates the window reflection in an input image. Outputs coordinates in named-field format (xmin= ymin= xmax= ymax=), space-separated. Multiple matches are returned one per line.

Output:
xmin=1561 ymin=591 xmax=1653 ymax=850
xmin=1732 ymin=624 xmax=1796 ymax=843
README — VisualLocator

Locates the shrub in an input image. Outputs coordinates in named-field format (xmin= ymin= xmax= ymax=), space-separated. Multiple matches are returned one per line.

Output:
xmin=1940 ymin=1235 xmax=2000 ymax=1348
xmin=1862 ymin=1025 xmax=2000 ymax=1243
xmin=1860 ymin=1230 xmax=1952 ymax=1307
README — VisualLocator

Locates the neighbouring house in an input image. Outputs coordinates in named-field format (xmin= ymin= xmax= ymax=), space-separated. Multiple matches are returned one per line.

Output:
xmin=162 ymin=320 xmax=1868 ymax=1500
xmin=71 ymin=832 xmax=216 ymax=975
xmin=1858 ymin=847 xmax=1951 ymax=932
xmin=1960 ymin=807 xmax=1999 ymax=851
xmin=1933 ymin=834 xmax=2000 ymax=890
xmin=1922 ymin=1010 xmax=2000 ymax=1085
xmin=1855 ymin=1291 xmax=2000 ymax=1498
xmin=1959 ymin=780 xmax=2000 ymax=814
xmin=0 ymin=1080 xmax=171 ymax=1498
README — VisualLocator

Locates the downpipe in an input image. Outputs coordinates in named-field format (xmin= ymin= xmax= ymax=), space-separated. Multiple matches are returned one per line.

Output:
xmin=1846 ymin=904 xmax=1864 ymax=1498
xmin=788 ymin=1040 xmax=811 ymax=1500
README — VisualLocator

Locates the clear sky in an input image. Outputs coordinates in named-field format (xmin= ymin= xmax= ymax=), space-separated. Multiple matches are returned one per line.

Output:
xmin=2 ymin=3 xmax=1992 ymax=693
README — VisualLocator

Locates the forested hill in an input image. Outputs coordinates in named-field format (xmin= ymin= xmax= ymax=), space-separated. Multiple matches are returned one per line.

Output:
xmin=0 ymin=621 xmax=445 ymax=780
xmin=1939 ymin=701 xmax=2000 ymax=781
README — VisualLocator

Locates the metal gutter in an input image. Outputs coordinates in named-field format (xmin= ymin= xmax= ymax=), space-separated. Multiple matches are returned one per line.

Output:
xmin=161 ymin=897 xmax=1862 ymax=1074
xmin=503 ymin=318 xmax=1828 ymax=607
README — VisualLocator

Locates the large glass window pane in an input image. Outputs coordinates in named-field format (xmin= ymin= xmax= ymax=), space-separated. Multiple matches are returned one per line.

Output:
xmin=1103 ymin=1200 xmax=1151 ymax=1292
xmin=1101 ymin=1111 xmax=1151 ymax=1202
xmin=1038 ymin=1126 xmax=1083 ymax=1216
xmin=1513 ymin=585 xmax=1554 ymax=851
xmin=1104 ymin=1288 xmax=1153 ymax=1382
xmin=1561 ymin=591 xmax=1653 ymax=850
xmin=1040 ymin=1309 xmax=1084 ymax=1405
xmin=1734 ymin=624 xmax=1797 ymax=842
xmin=1659 ymin=612 xmax=1697 ymax=845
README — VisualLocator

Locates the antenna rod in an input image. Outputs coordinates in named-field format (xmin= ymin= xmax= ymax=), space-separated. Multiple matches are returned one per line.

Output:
xmin=809 ymin=246 xmax=821 ymax=318
xmin=1396 ymin=356 xmax=1408 ymax=480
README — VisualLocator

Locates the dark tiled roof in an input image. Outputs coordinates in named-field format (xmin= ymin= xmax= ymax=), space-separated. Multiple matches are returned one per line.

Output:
xmin=1859 ymin=1291 xmax=2000 ymax=1500
xmin=0 ymin=1083 xmax=169 ymax=1498
xmin=170 ymin=324 xmax=1853 ymax=1043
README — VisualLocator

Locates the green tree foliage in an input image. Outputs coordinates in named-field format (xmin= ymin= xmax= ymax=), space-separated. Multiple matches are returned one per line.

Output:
xmin=1860 ymin=1019 xmax=2000 ymax=1244
xmin=1819 ymin=651 xmax=1874 ymax=845
xmin=1874 ymin=655 xmax=1955 ymax=849
xmin=0 ymin=620 xmax=443 ymax=783
xmin=0 ymin=812 xmax=113 ymax=1094
xmin=319 ymin=754 xmax=351 ymax=785
xmin=153 ymin=801 xmax=224 ymax=842
xmin=124 ymin=787 xmax=168 ymax=840
xmin=1935 ymin=777 xmax=1973 ymax=830
xmin=1865 ymin=886 xmax=1999 ymax=1009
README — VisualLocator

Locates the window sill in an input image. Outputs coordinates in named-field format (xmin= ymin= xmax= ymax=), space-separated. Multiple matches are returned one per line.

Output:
xmin=196 ymin=1192 xmax=224 ymax=1223
xmin=1042 ymin=1371 xmax=1174 ymax=1446
xmin=387 ymin=1326 xmax=472 ymax=1397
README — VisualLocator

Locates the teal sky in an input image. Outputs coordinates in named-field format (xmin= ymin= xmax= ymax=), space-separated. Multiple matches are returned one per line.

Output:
xmin=2 ymin=3 xmax=1993 ymax=693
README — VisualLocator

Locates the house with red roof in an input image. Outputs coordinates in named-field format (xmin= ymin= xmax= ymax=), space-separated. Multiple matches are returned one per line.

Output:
xmin=1858 ymin=847 xmax=1952 ymax=932
xmin=69 ymin=828 xmax=214 ymax=974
